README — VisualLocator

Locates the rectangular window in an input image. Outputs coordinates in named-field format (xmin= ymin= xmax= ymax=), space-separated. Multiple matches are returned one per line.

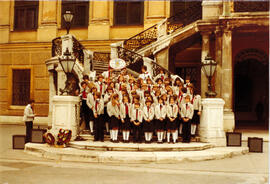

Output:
xmin=14 ymin=0 xmax=39 ymax=30
xmin=114 ymin=1 xmax=144 ymax=26
xmin=12 ymin=69 xmax=31 ymax=105
xmin=61 ymin=0 xmax=89 ymax=28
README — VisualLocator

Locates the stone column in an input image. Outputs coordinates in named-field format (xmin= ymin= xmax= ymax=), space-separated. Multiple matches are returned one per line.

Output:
xmin=214 ymin=29 xmax=223 ymax=98
xmin=200 ymin=31 xmax=211 ymax=98
xmin=37 ymin=1 xmax=58 ymax=41
xmin=221 ymin=27 xmax=235 ymax=132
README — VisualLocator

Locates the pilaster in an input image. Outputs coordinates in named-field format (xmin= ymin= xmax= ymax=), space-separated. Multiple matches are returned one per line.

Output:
xmin=37 ymin=1 xmax=58 ymax=42
xmin=214 ymin=28 xmax=223 ymax=98
xmin=200 ymin=31 xmax=211 ymax=98
xmin=0 ymin=1 xmax=11 ymax=43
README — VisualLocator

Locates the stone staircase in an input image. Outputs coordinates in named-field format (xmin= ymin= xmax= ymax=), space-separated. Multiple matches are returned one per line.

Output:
xmin=79 ymin=130 xmax=200 ymax=143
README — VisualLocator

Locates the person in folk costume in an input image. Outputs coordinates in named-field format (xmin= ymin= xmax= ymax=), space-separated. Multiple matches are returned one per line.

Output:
xmin=154 ymin=68 xmax=166 ymax=82
xmin=180 ymin=95 xmax=194 ymax=143
xmin=160 ymin=93 xmax=168 ymax=141
xmin=166 ymin=96 xmax=179 ymax=143
xmin=177 ymin=87 xmax=187 ymax=136
xmin=143 ymin=99 xmax=155 ymax=143
xmin=92 ymin=92 xmax=105 ymax=141
xmin=95 ymin=75 xmax=106 ymax=96
xmin=107 ymin=94 xmax=121 ymax=142
xmin=153 ymin=89 xmax=161 ymax=106
xmin=184 ymin=76 xmax=192 ymax=94
xmin=127 ymin=76 xmax=135 ymax=92
xmin=118 ymin=84 xmax=128 ymax=102
xmin=115 ymin=74 xmax=125 ymax=92
xmin=86 ymin=85 xmax=97 ymax=134
xmin=120 ymin=95 xmax=132 ymax=143
xmin=189 ymin=84 xmax=202 ymax=137
xmin=79 ymin=81 xmax=90 ymax=129
xmin=137 ymin=83 xmax=145 ymax=100
xmin=146 ymin=77 xmax=153 ymax=93
xmin=172 ymin=77 xmax=183 ymax=95
xmin=138 ymin=65 xmax=152 ymax=81
xmin=23 ymin=99 xmax=35 ymax=143
xmin=155 ymin=97 xmax=167 ymax=143
xmin=130 ymin=102 xmax=144 ymax=143
xmin=103 ymin=87 xmax=114 ymax=135
xmin=171 ymin=74 xmax=184 ymax=87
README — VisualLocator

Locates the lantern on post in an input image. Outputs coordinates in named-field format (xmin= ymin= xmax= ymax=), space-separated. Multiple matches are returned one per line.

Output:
xmin=63 ymin=11 xmax=73 ymax=34
xmin=201 ymin=55 xmax=217 ymax=97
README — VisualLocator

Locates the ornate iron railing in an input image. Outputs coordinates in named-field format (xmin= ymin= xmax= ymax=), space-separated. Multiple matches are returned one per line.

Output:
xmin=117 ymin=46 xmax=144 ymax=73
xmin=234 ymin=1 xmax=269 ymax=12
xmin=117 ymin=46 xmax=172 ymax=78
xmin=52 ymin=37 xmax=62 ymax=57
xmin=166 ymin=2 xmax=202 ymax=34
xmin=123 ymin=24 xmax=158 ymax=51
xmin=93 ymin=52 xmax=111 ymax=63
xmin=72 ymin=36 xmax=84 ymax=65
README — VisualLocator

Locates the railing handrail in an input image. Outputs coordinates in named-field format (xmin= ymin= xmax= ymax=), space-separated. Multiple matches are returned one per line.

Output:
xmin=117 ymin=46 xmax=172 ymax=77
xmin=123 ymin=24 xmax=158 ymax=44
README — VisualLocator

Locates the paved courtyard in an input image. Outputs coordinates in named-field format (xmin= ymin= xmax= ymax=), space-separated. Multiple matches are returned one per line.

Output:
xmin=0 ymin=124 xmax=268 ymax=184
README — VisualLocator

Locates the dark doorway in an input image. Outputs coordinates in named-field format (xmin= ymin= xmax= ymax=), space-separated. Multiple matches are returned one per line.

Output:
xmin=234 ymin=57 xmax=269 ymax=130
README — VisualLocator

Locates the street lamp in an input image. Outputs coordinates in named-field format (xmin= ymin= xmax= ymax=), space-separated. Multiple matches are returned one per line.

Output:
xmin=58 ymin=48 xmax=77 ymax=96
xmin=202 ymin=55 xmax=217 ymax=98
xmin=63 ymin=10 xmax=73 ymax=34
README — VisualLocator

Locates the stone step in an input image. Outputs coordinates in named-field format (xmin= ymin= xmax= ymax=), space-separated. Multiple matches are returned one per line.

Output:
xmin=69 ymin=140 xmax=213 ymax=152
xmin=24 ymin=143 xmax=249 ymax=164
xmin=79 ymin=133 xmax=201 ymax=142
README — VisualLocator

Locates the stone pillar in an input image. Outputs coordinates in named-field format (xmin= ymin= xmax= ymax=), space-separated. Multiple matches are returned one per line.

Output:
xmin=199 ymin=98 xmax=226 ymax=146
xmin=51 ymin=96 xmax=80 ymax=140
xmin=202 ymin=0 xmax=223 ymax=20
xmin=214 ymin=29 xmax=223 ymax=98
xmin=37 ymin=1 xmax=58 ymax=41
xmin=200 ymin=32 xmax=211 ymax=98
xmin=221 ymin=28 xmax=235 ymax=132
xmin=110 ymin=42 xmax=123 ymax=59
xmin=0 ymin=1 xmax=10 ymax=43
xmin=83 ymin=49 xmax=93 ymax=76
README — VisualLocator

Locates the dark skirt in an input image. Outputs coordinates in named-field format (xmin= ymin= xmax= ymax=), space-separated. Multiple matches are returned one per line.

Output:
xmin=89 ymin=108 xmax=94 ymax=121
xmin=110 ymin=116 xmax=120 ymax=129
xmin=166 ymin=118 xmax=177 ymax=130
xmin=121 ymin=116 xmax=131 ymax=131
xmin=192 ymin=110 xmax=200 ymax=124
xmin=143 ymin=120 xmax=153 ymax=132
xmin=103 ymin=107 xmax=110 ymax=123
xmin=155 ymin=119 xmax=165 ymax=131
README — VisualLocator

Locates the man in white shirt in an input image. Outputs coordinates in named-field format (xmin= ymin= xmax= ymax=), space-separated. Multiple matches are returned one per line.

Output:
xmin=23 ymin=99 xmax=35 ymax=143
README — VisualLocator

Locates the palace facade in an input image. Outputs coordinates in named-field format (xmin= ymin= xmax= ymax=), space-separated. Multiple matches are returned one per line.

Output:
xmin=0 ymin=1 xmax=268 ymax=130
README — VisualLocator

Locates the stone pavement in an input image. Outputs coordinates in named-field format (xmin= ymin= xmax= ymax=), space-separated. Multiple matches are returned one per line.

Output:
xmin=0 ymin=124 xmax=268 ymax=184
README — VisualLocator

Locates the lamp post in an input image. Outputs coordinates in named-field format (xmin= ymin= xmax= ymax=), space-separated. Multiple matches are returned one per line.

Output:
xmin=202 ymin=55 xmax=217 ymax=98
xmin=58 ymin=48 xmax=77 ymax=96
xmin=63 ymin=11 xmax=73 ymax=34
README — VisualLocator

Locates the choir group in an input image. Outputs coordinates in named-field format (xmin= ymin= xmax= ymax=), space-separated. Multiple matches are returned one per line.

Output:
xmin=80 ymin=65 xmax=202 ymax=144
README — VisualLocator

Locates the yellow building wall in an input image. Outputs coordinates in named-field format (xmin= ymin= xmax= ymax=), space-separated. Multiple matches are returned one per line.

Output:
xmin=0 ymin=0 xmax=170 ymax=117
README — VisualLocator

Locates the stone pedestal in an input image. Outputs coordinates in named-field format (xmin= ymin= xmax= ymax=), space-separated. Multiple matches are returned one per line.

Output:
xmin=199 ymin=98 xmax=226 ymax=146
xmin=51 ymin=96 xmax=80 ymax=140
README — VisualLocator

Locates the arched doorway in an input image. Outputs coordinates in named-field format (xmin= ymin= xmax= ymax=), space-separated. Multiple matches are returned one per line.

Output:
xmin=234 ymin=48 xmax=269 ymax=129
